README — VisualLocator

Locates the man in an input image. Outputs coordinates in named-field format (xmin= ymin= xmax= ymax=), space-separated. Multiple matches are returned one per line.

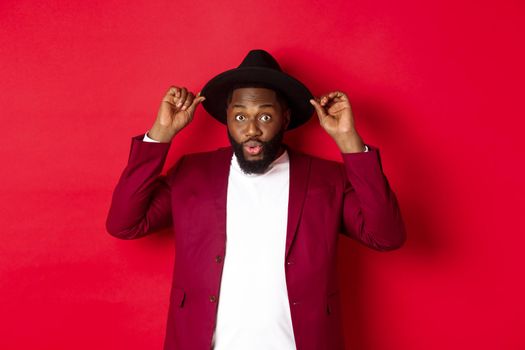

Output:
xmin=106 ymin=49 xmax=406 ymax=350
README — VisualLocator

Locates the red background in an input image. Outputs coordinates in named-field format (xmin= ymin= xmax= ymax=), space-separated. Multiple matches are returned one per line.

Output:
xmin=1 ymin=0 xmax=524 ymax=349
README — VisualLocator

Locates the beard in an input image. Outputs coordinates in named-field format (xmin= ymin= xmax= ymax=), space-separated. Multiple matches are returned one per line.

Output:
xmin=228 ymin=128 xmax=286 ymax=175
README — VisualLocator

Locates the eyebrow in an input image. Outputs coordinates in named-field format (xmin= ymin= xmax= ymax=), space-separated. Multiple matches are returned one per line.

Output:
xmin=231 ymin=103 xmax=275 ymax=109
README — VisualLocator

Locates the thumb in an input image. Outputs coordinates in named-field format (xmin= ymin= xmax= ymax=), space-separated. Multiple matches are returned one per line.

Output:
xmin=187 ymin=92 xmax=206 ymax=114
xmin=310 ymin=99 xmax=327 ymax=120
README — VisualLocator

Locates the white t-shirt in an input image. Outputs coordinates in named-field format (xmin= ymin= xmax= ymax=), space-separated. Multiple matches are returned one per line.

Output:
xmin=211 ymin=150 xmax=296 ymax=349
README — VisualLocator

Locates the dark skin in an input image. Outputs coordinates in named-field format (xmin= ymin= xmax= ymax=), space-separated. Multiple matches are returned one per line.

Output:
xmin=226 ymin=87 xmax=290 ymax=161
xmin=148 ymin=86 xmax=365 ymax=154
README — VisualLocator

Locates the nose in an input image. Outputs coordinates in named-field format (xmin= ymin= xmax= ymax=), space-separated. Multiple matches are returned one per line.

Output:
xmin=245 ymin=119 xmax=262 ymax=138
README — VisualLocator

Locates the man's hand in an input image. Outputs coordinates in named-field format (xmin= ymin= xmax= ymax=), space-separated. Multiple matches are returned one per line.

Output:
xmin=148 ymin=86 xmax=206 ymax=142
xmin=310 ymin=91 xmax=366 ymax=153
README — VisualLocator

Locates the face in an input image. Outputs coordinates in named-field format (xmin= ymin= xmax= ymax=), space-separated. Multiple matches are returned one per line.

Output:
xmin=227 ymin=87 xmax=290 ymax=174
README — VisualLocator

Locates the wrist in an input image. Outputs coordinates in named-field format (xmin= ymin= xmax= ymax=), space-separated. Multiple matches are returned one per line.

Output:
xmin=333 ymin=131 xmax=366 ymax=153
xmin=149 ymin=123 xmax=176 ymax=143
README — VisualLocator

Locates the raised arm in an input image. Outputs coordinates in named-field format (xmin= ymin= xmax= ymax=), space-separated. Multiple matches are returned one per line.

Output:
xmin=105 ymin=86 xmax=205 ymax=239
xmin=310 ymin=91 xmax=406 ymax=250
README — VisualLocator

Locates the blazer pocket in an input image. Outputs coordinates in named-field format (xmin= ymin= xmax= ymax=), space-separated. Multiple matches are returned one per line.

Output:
xmin=171 ymin=286 xmax=186 ymax=308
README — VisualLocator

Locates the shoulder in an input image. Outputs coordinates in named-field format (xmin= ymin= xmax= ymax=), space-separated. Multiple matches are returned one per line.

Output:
xmin=167 ymin=146 xmax=232 ymax=182
xmin=182 ymin=146 xmax=232 ymax=164
xmin=286 ymin=146 xmax=345 ymax=185
xmin=287 ymin=146 xmax=343 ymax=171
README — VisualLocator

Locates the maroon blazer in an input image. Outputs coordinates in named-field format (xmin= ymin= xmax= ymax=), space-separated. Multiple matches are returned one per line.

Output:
xmin=106 ymin=135 xmax=406 ymax=350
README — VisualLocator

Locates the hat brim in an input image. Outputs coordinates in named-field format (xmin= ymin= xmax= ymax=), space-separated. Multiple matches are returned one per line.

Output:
xmin=201 ymin=67 xmax=314 ymax=130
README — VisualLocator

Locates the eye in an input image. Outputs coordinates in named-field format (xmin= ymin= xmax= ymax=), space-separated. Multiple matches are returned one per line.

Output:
xmin=259 ymin=114 xmax=271 ymax=122
xmin=235 ymin=114 xmax=246 ymax=121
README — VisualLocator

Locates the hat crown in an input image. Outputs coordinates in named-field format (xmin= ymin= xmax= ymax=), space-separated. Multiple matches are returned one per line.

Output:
xmin=238 ymin=49 xmax=282 ymax=71
xmin=201 ymin=49 xmax=314 ymax=130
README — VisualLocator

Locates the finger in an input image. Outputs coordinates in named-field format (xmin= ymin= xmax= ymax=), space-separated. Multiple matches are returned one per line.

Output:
xmin=321 ymin=92 xmax=348 ymax=111
xmin=166 ymin=91 xmax=180 ymax=106
xmin=327 ymin=91 xmax=347 ymax=102
xmin=319 ymin=94 xmax=336 ymax=107
xmin=162 ymin=87 xmax=179 ymax=104
xmin=167 ymin=86 xmax=181 ymax=99
xmin=310 ymin=99 xmax=327 ymax=121
xmin=177 ymin=87 xmax=188 ymax=108
xmin=168 ymin=86 xmax=180 ymax=96
xmin=181 ymin=92 xmax=195 ymax=110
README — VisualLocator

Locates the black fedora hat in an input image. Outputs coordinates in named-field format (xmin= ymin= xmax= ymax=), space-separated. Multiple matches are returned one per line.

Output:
xmin=201 ymin=49 xmax=314 ymax=130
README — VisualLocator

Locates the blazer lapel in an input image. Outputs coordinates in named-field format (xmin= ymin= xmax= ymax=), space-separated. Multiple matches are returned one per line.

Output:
xmin=209 ymin=145 xmax=310 ymax=259
xmin=210 ymin=147 xmax=233 ymax=242
xmin=285 ymin=148 xmax=311 ymax=260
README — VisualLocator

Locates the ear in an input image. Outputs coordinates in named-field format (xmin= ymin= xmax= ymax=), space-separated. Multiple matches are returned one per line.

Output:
xmin=283 ymin=108 xmax=291 ymax=129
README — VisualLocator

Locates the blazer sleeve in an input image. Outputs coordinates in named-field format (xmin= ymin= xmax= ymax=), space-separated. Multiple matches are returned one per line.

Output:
xmin=339 ymin=145 xmax=406 ymax=251
xmin=105 ymin=134 xmax=182 ymax=239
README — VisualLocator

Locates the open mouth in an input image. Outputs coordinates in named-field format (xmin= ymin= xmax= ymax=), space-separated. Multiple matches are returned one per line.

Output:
xmin=243 ymin=140 xmax=263 ymax=156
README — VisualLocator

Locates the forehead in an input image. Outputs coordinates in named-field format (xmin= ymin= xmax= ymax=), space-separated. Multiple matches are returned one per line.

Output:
xmin=230 ymin=87 xmax=278 ymax=105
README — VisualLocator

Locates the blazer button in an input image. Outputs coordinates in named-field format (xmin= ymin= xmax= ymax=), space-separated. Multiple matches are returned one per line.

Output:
xmin=215 ymin=255 xmax=223 ymax=263
xmin=209 ymin=295 xmax=217 ymax=303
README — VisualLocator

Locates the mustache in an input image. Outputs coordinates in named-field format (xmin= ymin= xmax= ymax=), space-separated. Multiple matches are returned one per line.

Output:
xmin=227 ymin=128 xmax=285 ymax=174
xmin=243 ymin=139 xmax=264 ymax=147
